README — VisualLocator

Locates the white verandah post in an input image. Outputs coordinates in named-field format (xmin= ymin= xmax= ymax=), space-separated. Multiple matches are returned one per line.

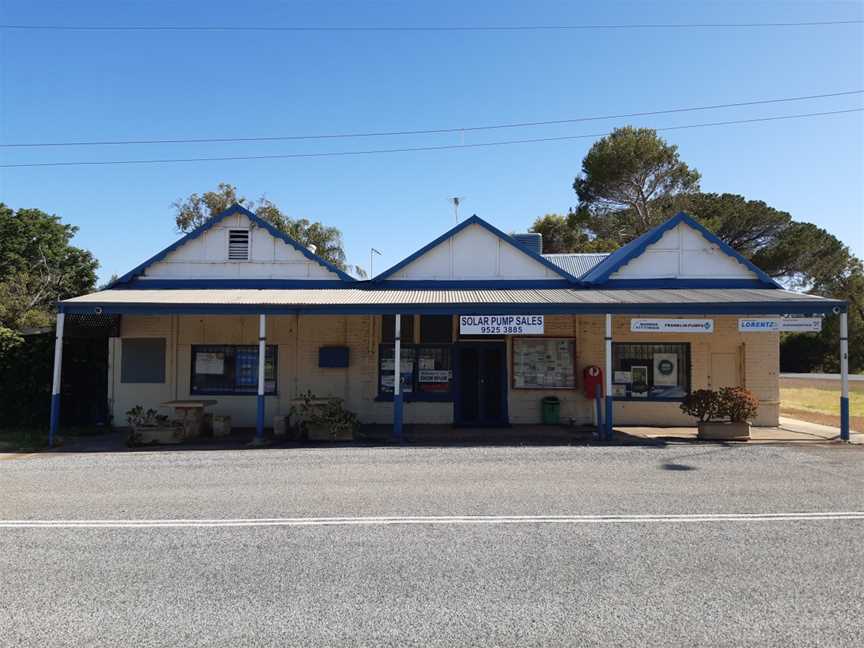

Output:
xmin=256 ymin=313 xmax=266 ymax=441
xmin=604 ymin=313 xmax=613 ymax=441
xmin=393 ymin=314 xmax=403 ymax=442
xmin=48 ymin=309 xmax=65 ymax=447
xmin=840 ymin=311 xmax=850 ymax=441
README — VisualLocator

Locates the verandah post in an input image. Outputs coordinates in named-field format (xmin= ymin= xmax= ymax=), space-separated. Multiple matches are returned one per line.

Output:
xmin=604 ymin=313 xmax=613 ymax=442
xmin=840 ymin=310 xmax=850 ymax=441
xmin=48 ymin=308 xmax=65 ymax=447
xmin=393 ymin=313 xmax=404 ymax=442
xmin=256 ymin=313 xmax=266 ymax=442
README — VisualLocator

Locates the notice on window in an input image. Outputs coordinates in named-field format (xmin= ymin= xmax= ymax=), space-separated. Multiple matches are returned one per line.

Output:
xmin=512 ymin=338 xmax=576 ymax=389
xmin=653 ymin=353 xmax=678 ymax=386
xmin=195 ymin=352 xmax=224 ymax=375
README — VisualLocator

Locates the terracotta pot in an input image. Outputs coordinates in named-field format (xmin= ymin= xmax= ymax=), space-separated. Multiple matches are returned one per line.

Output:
xmin=697 ymin=421 xmax=750 ymax=441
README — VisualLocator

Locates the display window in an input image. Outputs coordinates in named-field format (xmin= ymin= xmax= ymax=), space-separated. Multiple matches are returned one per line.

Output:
xmin=611 ymin=343 xmax=690 ymax=400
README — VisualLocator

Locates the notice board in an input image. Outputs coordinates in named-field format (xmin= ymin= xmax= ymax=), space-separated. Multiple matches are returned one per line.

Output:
xmin=512 ymin=338 xmax=576 ymax=389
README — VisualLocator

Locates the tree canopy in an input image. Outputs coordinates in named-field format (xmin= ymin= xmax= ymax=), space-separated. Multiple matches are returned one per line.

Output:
xmin=573 ymin=126 xmax=700 ymax=233
xmin=173 ymin=183 xmax=363 ymax=276
xmin=0 ymin=204 xmax=98 ymax=331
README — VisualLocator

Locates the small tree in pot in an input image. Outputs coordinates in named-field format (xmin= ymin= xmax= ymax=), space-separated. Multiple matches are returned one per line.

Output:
xmin=126 ymin=406 xmax=183 ymax=446
xmin=680 ymin=387 xmax=759 ymax=440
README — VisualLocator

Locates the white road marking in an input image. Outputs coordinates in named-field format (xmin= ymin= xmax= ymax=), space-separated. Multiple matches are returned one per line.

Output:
xmin=1 ymin=512 xmax=863 ymax=528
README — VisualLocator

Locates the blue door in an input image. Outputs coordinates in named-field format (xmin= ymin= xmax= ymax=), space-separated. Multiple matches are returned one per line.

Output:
xmin=453 ymin=343 xmax=508 ymax=426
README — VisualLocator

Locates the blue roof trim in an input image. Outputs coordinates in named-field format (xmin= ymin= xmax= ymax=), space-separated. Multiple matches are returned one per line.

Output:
xmin=368 ymin=279 xmax=574 ymax=290
xmin=600 ymin=279 xmax=770 ymax=290
xmin=580 ymin=212 xmax=781 ymax=288
xmin=61 ymin=299 xmax=846 ymax=317
xmin=371 ymin=214 xmax=578 ymax=283
xmin=110 ymin=204 xmax=354 ymax=287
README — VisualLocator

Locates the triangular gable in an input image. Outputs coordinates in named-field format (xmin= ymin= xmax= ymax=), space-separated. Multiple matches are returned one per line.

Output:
xmin=580 ymin=212 xmax=780 ymax=287
xmin=111 ymin=204 xmax=354 ymax=286
xmin=372 ymin=215 xmax=577 ymax=283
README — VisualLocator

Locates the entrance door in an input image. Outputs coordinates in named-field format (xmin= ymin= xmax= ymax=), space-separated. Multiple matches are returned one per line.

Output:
xmin=709 ymin=352 xmax=741 ymax=389
xmin=454 ymin=343 xmax=508 ymax=426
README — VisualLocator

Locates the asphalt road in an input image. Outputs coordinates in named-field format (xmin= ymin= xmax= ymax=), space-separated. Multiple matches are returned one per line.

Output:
xmin=1 ymin=444 xmax=863 ymax=647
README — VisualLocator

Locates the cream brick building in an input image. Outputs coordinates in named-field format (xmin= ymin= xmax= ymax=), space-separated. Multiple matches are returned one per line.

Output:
xmin=55 ymin=205 xmax=846 ymax=440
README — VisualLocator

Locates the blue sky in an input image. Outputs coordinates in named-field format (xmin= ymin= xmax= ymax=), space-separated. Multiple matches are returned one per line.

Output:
xmin=1 ymin=1 xmax=862 ymax=282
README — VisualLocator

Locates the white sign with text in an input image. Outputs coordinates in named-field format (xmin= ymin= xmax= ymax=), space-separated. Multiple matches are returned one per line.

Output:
xmin=630 ymin=319 xmax=714 ymax=333
xmin=739 ymin=317 xmax=822 ymax=332
xmin=460 ymin=315 xmax=544 ymax=335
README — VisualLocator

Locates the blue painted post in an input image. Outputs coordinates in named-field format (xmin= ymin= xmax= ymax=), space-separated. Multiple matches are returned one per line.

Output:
xmin=393 ymin=314 xmax=404 ymax=443
xmin=48 ymin=310 xmax=65 ymax=447
xmin=840 ymin=311 xmax=849 ymax=441
xmin=604 ymin=313 xmax=613 ymax=442
xmin=256 ymin=314 xmax=266 ymax=442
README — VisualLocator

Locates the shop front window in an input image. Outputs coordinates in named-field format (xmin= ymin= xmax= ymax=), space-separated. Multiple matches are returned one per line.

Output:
xmin=611 ymin=343 xmax=690 ymax=400
xmin=378 ymin=344 xmax=452 ymax=401
xmin=191 ymin=345 xmax=277 ymax=395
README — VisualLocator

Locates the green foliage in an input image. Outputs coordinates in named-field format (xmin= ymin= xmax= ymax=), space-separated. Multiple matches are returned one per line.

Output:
xmin=289 ymin=390 xmax=360 ymax=439
xmin=680 ymin=389 xmax=721 ymax=422
xmin=125 ymin=405 xmax=170 ymax=428
xmin=680 ymin=387 xmax=759 ymax=422
xmin=573 ymin=127 xmax=700 ymax=231
xmin=172 ymin=183 xmax=353 ymax=271
xmin=0 ymin=331 xmax=53 ymax=427
xmin=0 ymin=204 xmax=98 ymax=330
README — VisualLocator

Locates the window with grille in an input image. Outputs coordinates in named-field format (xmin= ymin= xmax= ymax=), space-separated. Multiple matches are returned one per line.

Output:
xmin=228 ymin=229 xmax=250 ymax=260
xmin=611 ymin=342 xmax=691 ymax=400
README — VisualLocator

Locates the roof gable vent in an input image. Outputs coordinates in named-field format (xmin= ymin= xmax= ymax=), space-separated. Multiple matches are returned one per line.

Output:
xmin=228 ymin=229 xmax=250 ymax=260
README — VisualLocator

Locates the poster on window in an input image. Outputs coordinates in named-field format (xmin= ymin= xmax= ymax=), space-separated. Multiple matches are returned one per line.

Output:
xmin=195 ymin=352 xmax=224 ymax=375
xmin=511 ymin=338 xmax=576 ymax=389
xmin=653 ymin=353 xmax=678 ymax=386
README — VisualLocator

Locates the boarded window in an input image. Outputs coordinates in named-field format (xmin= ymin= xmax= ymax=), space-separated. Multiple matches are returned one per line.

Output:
xmin=121 ymin=338 xmax=166 ymax=383
xmin=381 ymin=315 xmax=414 ymax=343
xmin=228 ymin=229 xmax=250 ymax=260
xmin=419 ymin=315 xmax=452 ymax=343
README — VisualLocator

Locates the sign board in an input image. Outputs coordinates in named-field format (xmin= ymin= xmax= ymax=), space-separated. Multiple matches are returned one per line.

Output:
xmin=738 ymin=318 xmax=822 ymax=333
xmin=460 ymin=315 xmax=544 ymax=335
xmin=631 ymin=319 xmax=714 ymax=333
xmin=195 ymin=352 xmax=224 ymax=375
xmin=418 ymin=369 xmax=451 ymax=383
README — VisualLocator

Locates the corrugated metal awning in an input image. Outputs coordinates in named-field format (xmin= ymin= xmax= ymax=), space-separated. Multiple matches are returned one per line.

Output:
xmin=60 ymin=287 xmax=845 ymax=316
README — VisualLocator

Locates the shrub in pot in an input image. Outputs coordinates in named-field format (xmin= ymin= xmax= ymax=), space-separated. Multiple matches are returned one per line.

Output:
xmin=680 ymin=388 xmax=758 ymax=440
xmin=290 ymin=391 xmax=360 ymax=441
xmin=126 ymin=405 xmax=183 ymax=446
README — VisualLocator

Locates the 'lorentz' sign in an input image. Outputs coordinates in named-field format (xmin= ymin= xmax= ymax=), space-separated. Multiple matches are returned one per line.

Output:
xmin=460 ymin=315 xmax=544 ymax=335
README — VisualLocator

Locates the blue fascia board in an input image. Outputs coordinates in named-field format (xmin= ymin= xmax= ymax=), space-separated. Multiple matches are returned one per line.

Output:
xmin=581 ymin=212 xmax=781 ymax=288
xmin=370 ymin=214 xmax=578 ymax=283
xmin=61 ymin=299 xmax=847 ymax=317
xmin=109 ymin=204 xmax=354 ymax=287
xmin=370 ymin=279 xmax=574 ymax=289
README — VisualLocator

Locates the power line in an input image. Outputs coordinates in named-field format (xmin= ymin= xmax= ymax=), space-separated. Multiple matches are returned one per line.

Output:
xmin=1 ymin=108 xmax=860 ymax=169
xmin=1 ymin=20 xmax=861 ymax=32
xmin=2 ymin=90 xmax=861 ymax=148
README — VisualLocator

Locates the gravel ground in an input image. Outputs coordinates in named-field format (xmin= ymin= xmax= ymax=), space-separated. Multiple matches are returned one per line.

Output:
xmin=1 ymin=444 xmax=863 ymax=647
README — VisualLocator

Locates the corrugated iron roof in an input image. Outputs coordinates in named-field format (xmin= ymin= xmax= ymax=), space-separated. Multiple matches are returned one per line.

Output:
xmin=62 ymin=287 xmax=843 ymax=315
xmin=542 ymin=253 xmax=608 ymax=278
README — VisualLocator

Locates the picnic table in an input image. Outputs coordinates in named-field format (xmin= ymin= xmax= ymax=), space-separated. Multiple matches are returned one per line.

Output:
xmin=161 ymin=399 xmax=218 ymax=438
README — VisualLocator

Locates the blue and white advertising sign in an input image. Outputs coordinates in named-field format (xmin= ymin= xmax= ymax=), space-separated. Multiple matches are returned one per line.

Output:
xmin=739 ymin=317 xmax=822 ymax=332
xmin=460 ymin=315 xmax=544 ymax=335
xmin=630 ymin=319 xmax=714 ymax=333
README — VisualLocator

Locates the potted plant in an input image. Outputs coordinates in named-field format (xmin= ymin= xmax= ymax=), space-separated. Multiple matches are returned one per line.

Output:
xmin=680 ymin=388 xmax=758 ymax=440
xmin=126 ymin=405 xmax=183 ymax=445
xmin=289 ymin=391 xmax=360 ymax=441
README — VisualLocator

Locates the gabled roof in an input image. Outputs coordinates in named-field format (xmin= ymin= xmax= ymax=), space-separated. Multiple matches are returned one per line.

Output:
xmin=579 ymin=211 xmax=781 ymax=288
xmin=371 ymin=214 xmax=578 ymax=283
xmin=110 ymin=204 xmax=355 ymax=287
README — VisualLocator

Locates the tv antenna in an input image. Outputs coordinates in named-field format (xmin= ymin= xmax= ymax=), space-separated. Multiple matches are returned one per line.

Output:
xmin=451 ymin=196 xmax=465 ymax=223
xmin=370 ymin=247 xmax=382 ymax=277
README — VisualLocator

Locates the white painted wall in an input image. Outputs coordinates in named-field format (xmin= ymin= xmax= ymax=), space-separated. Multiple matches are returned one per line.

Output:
xmin=611 ymin=223 xmax=758 ymax=280
xmin=140 ymin=213 xmax=338 ymax=280
xmin=390 ymin=223 xmax=559 ymax=280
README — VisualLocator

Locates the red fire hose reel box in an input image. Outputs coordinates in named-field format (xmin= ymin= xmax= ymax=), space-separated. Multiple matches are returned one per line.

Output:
xmin=583 ymin=366 xmax=604 ymax=399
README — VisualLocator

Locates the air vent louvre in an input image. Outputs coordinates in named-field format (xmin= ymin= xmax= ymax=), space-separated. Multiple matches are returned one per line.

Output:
xmin=228 ymin=229 xmax=250 ymax=260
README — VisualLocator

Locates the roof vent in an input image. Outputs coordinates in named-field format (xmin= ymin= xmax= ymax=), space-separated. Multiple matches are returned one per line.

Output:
xmin=228 ymin=229 xmax=250 ymax=260
xmin=513 ymin=232 xmax=543 ymax=255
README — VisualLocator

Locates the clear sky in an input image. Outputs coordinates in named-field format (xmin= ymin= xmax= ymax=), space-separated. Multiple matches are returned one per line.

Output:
xmin=1 ymin=0 xmax=862 ymax=283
